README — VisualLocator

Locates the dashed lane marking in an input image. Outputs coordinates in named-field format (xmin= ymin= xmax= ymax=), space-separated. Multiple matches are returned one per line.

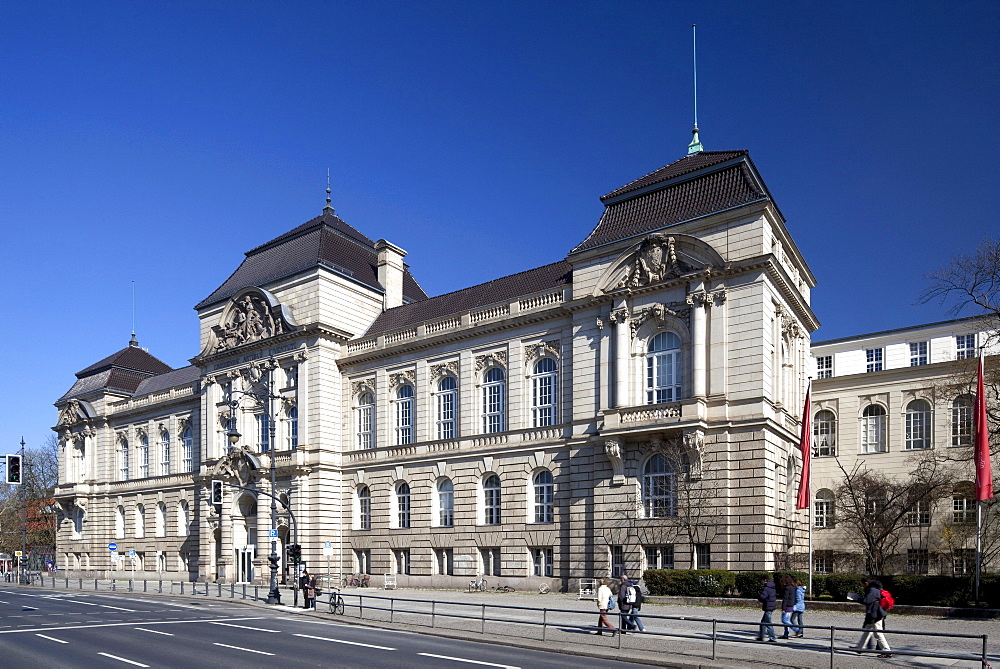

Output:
xmin=209 ymin=621 xmax=280 ymax=633
xmin=417 ymin=653 xmax=520 ymax=669
xmin=97 ymin=652 xmax=149 ymax=667
xmin=292 ymin=633 xmax=396 ymax=651
xmin=0 ymin=616 xmax=268 ymax=635
xmin=135 ymin=627 xmax=173 ymax=636
xmin=213 ymin=642 xmax=274 ymax=656
xmin=36 ymin=634 xmax=68 ymax=644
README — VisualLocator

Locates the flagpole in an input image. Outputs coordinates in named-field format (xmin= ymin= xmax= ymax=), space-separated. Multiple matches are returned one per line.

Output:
xmin=807 ymin=379 xmax=813 ymax=599
xmin=972 ymin=350 xmax=993 ymax=607
xmin=974 ymin=499 xmax=982 ymax=606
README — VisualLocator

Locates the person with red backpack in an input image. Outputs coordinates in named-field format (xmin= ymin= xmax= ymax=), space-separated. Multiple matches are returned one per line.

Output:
xmin=851 ymin=578 xmax=891 ymax=658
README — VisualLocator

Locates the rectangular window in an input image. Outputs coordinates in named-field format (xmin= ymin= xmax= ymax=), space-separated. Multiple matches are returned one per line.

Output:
xmin=906 ymin=548 xmax=929 ymax=574
xmin=644 ymin=545 xmax=674 ymax=570
xmin=610 ymin=545 xmax=624 ymax=578
xmin=953 ymin=497 xmax=975 ymax=524
xmin=395 ymin=549 xmax=411 ymax=575
xmin=481 ymin=547 xmax=501 ymax=577
xmin=813 ymin=552 xmax=832 ymax=574
xmin=815 ymin=355 xmax=833 ymax=379
xmin=532 ymin=547 xmax=554 ymax=577
xmin=905 ymin=500 xmax=930 ymax=526
xmin=953 ymin=549 xmax=974 ymax=575
xmin=256 ymin=414 xmax=271 ymax=453
xmin=436 ymin=548 xmax=454 ymax=576
xmin=356 ymin=549 xmax=371 ymax=574
xmin=909 ymin=341 xmax=928 ymax=366
xmin=866 ymin=348 xmax=883 ymax=373
xmin=814 ymin=500 xmax=832 ymax=528
xmin=956 ymin=334 xmax=977 ymax=360
xmin=437 ymin=388 xmax=456 ymax=440
xmin=695 ymin=544 xmax=711 ymax=570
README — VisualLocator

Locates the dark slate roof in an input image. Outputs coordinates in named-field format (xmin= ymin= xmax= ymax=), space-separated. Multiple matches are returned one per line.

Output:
xmin=364 ymin=261 xmax=573 ymax=337
xmin=133 ymin=365 xmax=201 ymax=397
xmin=76 ymin=343 xmax=173 ymax=377
xmin=571 ymin=151 xmax=768 ymax=253
xmin=196 ymin=210 xmax=428 ymax=310
xmin=59 ymin=341 xmax=175 ymax=403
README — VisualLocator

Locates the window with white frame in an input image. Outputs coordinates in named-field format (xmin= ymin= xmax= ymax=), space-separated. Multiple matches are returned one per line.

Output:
xmin=906 ymin=548 xmax=929 ymax=574
xmin=642 ymin=454 xmax=677 ymax=517
xmin=953 ymin=485 xmax=975 ymax=523
xmin=814 ymin=489 xmax=834 ymax=528
xmin=287 ymin=407 xmax=298 ymax=450
xmin=483 ymin=474 xmax=501 ymax=525
xmin=482 ymin=368 xmax=506 ymax=433
xmin=436 ymin=548 xmax=454 ymax=575
xmin=115 ymin=506 xmax=125 ymax=539
xmin=481 ymin=547 xmax=501 ymax=577
xmin=356 ymin=392 xmax=375 ymax=449
xmin=816 ymin=355 xmax=833 ymax=379
xmin=256 ymin=414 xmax=271 ymax=453
xmin=956 ymin=333 xmax=977 ymax=360
xmin=813 ymin=410 xmax=836 ymax=456
xmin=866 ymin=348 xmax=883 ymax=372
xmin=135 ymin=504 xmax=146 ymax=539
xmin=532 ymin=470 xmax=554 ymax=523
xmin=813 ymin=552 xmax=832 ymax=574
xmin=394 ymin=549 xmax=411 ymax=575
xmin=645 ymin=545 xmax=674 ymax=569
xmin=396 ymin=481 xmax=411 ymax=529
xmin=905 ymin=499 xmax=931 ymax=526
xmin=437 ymin=478 xmax=454 ymax=527
xmin=909 ymin=341 xmax=928 ymax=366
xmin=177 ymin=500 xmax=189 ymax=537
xmin=138 ymin=433 xmax=149 ymax=477
xmin=610 ymin=545 xmax=624 ymax=578
xmin=357 ymin=486 xmax=371 ymax=530
xmin=160 ymin=430 xmax=171 ymax=475
xmin=905 ymin=399 xmax=932 ymax=450
xmin=646 ymin=331 xmax=682 ymax=404
xmin=865 ymin=494 xmax=886 ymax=519
xmin=532 ymin=547 xmax=554 ymax=577
xmin=395 ymin=384 xmax=414 ymax=445
xmin=861 ymin=404 xmax=887 ymax=453
xmin=181 ymin=426 xmax=194 ymax=472
xmin=953 ymin=549 xmax=975 ymax=575
xmin=119 ymin=437 xmax=129 ymax=481
xmin=951 ymin=396 xmax=973 ymax=447
xmin=155 ymin=502 xmax=166 ymax=537
xmin=695 ymin=544 xmax=711 ymax=569
xmin=436 ymin=376 xmax=457 ymax=440
xmin=531 ymin=358 xmax=558 ymax=427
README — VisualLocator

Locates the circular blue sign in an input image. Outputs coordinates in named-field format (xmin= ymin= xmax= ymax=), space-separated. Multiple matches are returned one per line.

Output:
xmin=108 ymin=542 xmax=117 ymax=551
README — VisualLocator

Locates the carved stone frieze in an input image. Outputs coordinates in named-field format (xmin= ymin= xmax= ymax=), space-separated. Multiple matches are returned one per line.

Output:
xmin=389 ymin=370 xmax=416 ymax=389
xmin=429 ymin=361 xmax=459 ymax=382
xmin=210 ymin=444 xmax=261 ymax=486
xmin=617 ymin=233 xmax=696 ymax=289
xmin=604 ymin=438 xmax=625 ymax=485
xmin=629 ymin=303 xmax=687 ymax=338
xmin=475 ymin=351 xmax=507 ymax=373
xmin=524 ymin=341 xmax=560 ymax=361
xmin=351 ymin=379 xmax=375 ymax=397
xmin=683 ymin=429 xmax=705 ymax=481
xmin=710 ymin=288 xmax=727 ymax=306
xmin=610 ymin=308 xmax=629 ymax=325
xmin=213 ymin=289 xmax=296 ymax=353
xmin=58 ymin=400 xmax=82 ymax=427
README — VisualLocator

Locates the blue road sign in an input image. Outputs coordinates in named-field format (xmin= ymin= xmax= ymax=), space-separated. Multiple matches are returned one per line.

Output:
xmin=108 ymin=543 xmax=117 ymax=551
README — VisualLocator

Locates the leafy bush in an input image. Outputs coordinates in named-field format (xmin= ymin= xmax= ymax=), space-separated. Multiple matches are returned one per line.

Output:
xmin=823 ymin=573 xmax=866 ymax=601
xmin=810 ymin=575 xmax=828 ymax=598
xmin=644 ymin=569 xmax=735 ymax=597
xmin=734 ymin=571 xmax=772 ymax=598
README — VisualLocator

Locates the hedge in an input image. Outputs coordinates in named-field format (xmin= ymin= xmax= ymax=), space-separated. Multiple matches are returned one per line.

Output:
xmin=733 ymin=571 xmax=808 ymax=598
xmin=644 ymin=569 xmax=735 ymax=597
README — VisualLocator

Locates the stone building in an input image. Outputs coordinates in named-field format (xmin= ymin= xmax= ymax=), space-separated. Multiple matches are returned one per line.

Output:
xmin=53 ymin=148 xmax=819 ymax=588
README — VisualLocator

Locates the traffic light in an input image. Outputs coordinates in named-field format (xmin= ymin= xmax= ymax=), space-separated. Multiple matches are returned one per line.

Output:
xmin=288 ymin=544 xmax=301 ymax=564
xmin=6 ymin=454 xmax=21 ymax=484
xmin=211 ymin=480 xmax=223 ymax=505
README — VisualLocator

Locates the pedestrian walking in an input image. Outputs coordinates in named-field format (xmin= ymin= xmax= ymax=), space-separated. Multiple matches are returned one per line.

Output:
xmin=594 ymin=578 xmax=618 ymax=635
xmin=756 ymin=575 xmax=777 ymax=642
xmin=616 ymin=575 xmax=633 ymax=633
xmin=779 ymin=575 xmax=796 ymax=638
xmin=304 ymin=573 xmax=317 ymax=610
xmin=790 ymin=577 xmax=806 ymax=637
xmin=851 ymin=578 xmax=891 ymax=658
xmin=624 ymin=578 xmax=646 ymax=632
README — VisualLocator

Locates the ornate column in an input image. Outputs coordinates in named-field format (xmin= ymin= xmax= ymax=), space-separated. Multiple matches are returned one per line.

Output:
xmin=687 ymin=290 xmax=707 ymax=398
xmin=611 ymin=304 xmax=630 ymax=408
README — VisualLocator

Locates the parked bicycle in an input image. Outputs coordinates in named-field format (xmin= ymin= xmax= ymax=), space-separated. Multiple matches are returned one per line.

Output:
xmin=538 ymin=583 xmax=550 ymax=594
xmin=468 ymin=575 xmax=488 ymax=592
xmin=494 ymin=584 xmax=515 ymax=593
xmin=342 ymin=573 xmax=371 ymax=588
xmin=328 ymin=588 xmax=345 ymax=615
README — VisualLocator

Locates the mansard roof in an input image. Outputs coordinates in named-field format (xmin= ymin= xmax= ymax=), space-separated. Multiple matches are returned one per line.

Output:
xmin=571 ymin=150 xmax=771 ymax=253
xmin=364 ymin=261 xmax=572 ymax=337
xmin=196 ymin=210 xmax=428 ymax=310
xmin=76 ymin=342 xmax=173 ymax=378
xmin=60 ymin=340 xmax=173 ymax=402
xmin=133 ymin=365 xmax=201 ymax=397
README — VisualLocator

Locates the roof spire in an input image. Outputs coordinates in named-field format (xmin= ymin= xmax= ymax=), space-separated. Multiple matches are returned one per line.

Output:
xmin=323 ymin=168 xmax=335 ymax=214
xmin=130 ymin=280 xmax=139 ymax=347
xmin=687 ymin=24 xmax=704 ymax=155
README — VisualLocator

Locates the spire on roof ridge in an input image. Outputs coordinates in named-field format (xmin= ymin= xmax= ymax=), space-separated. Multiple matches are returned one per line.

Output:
xmin=687 ymin=24 xmax=704 ymax=155
xmin=129 ymin=332 xmax=139 ymax=347
xmin=323 ymin=168 xmax=335 ymax=214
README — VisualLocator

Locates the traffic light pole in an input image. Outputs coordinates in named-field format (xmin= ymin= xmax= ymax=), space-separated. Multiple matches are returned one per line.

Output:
xmin=19 ymin=438 xmax=26 ymax=585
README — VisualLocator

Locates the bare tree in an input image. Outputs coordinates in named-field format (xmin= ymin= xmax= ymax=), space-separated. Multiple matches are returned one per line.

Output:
xmin=833 ymin=454 xmax=956 ymax=575
xmin=0 ymin=435 xmax=59 ymax=557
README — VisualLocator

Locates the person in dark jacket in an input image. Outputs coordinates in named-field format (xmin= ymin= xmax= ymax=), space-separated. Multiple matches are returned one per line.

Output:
xmin=852 ymin=578 xmax=891 ymax=657
xmin=779 ymin=575 xmax=796 ymax=638
xmin=756 ymin=576 xmax=777 ymax=642
xmin=617 ymin=575 xmax=634 ymax=632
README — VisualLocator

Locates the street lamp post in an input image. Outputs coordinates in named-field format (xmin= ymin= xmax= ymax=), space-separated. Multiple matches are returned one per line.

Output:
xmin=225 ymin=361 xmax=282 ymax=605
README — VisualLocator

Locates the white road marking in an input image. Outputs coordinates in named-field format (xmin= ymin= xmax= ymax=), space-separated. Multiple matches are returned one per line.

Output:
xmin=209 ymin=621 xmax=281 ymax=633
xmin=0 ymin=616 xmax=268 ymax=635
xmin=98 ymin=652 xmax=149 ymax=667
xmin=213 ymin=642 xmax=274 ymax=655
xmin=135 ymin=627 xmax=173 ymax=636
xmin=418 ymin=653 xmax=520 ymax=669
xmin=36 ymin=633 xmax=68 ymax=643
xmin=22 ymin=607 xmax=38 ymax=611
xmin=292 ymin=633 xmax=396 ymax=650
xmin=0 ymin=600 xmax=8 ymax=604
xmin=65 ymin=599 xmax=99 ymax=606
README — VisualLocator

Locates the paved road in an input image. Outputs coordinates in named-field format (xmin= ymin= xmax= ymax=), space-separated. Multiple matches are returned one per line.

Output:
xmin=0 ymin=586 xmax=649 ymax=668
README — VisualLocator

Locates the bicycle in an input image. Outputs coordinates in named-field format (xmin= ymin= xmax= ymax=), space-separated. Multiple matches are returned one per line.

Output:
xmin=342 ymin=573 xmax=371 ymax=588
xmin=494 ymin=584 xmax=515 ymax=593
xmin=468 ymin=575 xmax=488 ymax=592
xmin=328 ymin=588 xmax=345 ymax=615
xmin=538 ymin=583 xmax=550 ymax=594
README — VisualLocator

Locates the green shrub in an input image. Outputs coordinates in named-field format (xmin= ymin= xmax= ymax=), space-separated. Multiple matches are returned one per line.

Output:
xmin=810 ymin=575 xmax=828 ymax=598
xmin=644 ymin=569 xmax=735 ymax=597
xmin=734 ymin=571 xmax=772 ymax=598
xmin=824 ymin=573 xmax=866 ymax=601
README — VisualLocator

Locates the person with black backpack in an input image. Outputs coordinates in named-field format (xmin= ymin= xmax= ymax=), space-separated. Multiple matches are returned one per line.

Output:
xmin=851 ymin=578 xmax=891 ymax=658
xmin=624 ymin=578 xmax=646 ymax=632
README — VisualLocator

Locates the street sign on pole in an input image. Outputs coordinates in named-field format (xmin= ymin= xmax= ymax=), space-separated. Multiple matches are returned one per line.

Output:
xmin=323 ymin=541 xmax=333 ymax=556
xmin=268 ymin=529 xmax=278 ymax=538
xmin=129 ymin=549 xmax=136 ymax=558
xmin=108 ymin=543 xmax=117 ymax=551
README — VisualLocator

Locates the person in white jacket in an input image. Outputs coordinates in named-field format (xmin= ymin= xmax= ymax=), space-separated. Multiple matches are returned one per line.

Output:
xmin=595 ymin=578 xmax=618 ymax=635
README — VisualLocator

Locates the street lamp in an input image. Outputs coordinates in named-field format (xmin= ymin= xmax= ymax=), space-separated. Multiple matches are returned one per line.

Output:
xmin=225 ymin=364 xmax=282 ymax=606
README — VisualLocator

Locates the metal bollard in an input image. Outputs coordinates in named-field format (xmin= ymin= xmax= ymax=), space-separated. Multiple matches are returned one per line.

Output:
xmin=94 ymin=578 xmax=97 ymax=590
xmin=390 ymin=598 xmax=394 ymax=624
xmin=159 ymin=579 xmax=162 ymax=593
xmin=230 ymin=583 xmax=234 ymax=598
xmin=243 ymin=583 xmax=247 ymax=599
xmin=542 ymin=609 xmax=547 ymax=642
xmin=481 ymin=603 xmax=485 ymax=634
xmin=829 ymin=626 xmax=835 ymax=669
xmin=712 ymin=619 xmax=717 ymax=660
xmin=181 ymin=582 xmax=184 ymax=595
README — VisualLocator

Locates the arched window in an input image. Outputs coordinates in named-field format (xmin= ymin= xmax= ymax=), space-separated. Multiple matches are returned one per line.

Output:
xmin=119 ymin=438 xmax=130 ymax=481
xmin=155 ymin=502 xmax=166 ymax=537
xmin=177 ymin=500 xmax=190 ymax=537
xmin=437 ymin=376 xmax=457 ymax=440
xmin=160 ymin=430 xmax=171 ymax=475
xmin=861 ymin=404 xmax=887 ymax=453
xmin=646 ymin=332 xmax=682 ymax=404
xmin=905 ymin=399 xmax=932 ymax=450
xmin=813 ymin=410 xmax=836 ymax=456
xmin=395 ymin=385 xmax=414 ymax=445
xmin=531 ymin=358 xmax=558 ymax=427
xmin=642 ymin=454 xmax=676 ymax=517
xmin=287 ymin=407 xmax=298 ymax=450
xmin=115 ymin=506 xmax=125 ymax=539
xmin=181 ymin=426 xmax=194 ymax=472
xmin=482 ymin=368 xmax=506 ymax=433
xmin=951 ymin=396 xmax=973 ymax=447
xmin=396 ymin=482 xmax=411 ymax=528
xmin=532 ymin=470 xmax=554 ymax=523
xmin=814 ymin=489 xmax=834 ymax=528
xmin=357 ymin=486 xmax=371 ymax=530
xmin=138 ymin=433 xmax=149 ymax=477
xmin=483 ymin=474 xmax=501 ymax=525
xmin=135 ymin=504 xmax=146 ymax=539
xmin=437 ymin=478 xmax=454 ymax=527
xmin=357 ymin=392 xmax=375 ymax=449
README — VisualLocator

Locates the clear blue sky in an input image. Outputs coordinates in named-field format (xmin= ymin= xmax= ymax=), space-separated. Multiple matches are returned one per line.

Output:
xmin=2 ymin=1 xmax=998 ymax=451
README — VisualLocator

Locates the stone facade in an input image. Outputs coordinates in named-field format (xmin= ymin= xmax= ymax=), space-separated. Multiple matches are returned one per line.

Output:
xmin=53 ymin=150 xmax=821 ymax=589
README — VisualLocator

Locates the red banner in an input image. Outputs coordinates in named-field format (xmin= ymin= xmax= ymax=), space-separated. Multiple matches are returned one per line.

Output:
xmin=796 ymin=387 xmax=812 ymax=510
xmin=975 ymin=355 xmax=994 ymax=501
